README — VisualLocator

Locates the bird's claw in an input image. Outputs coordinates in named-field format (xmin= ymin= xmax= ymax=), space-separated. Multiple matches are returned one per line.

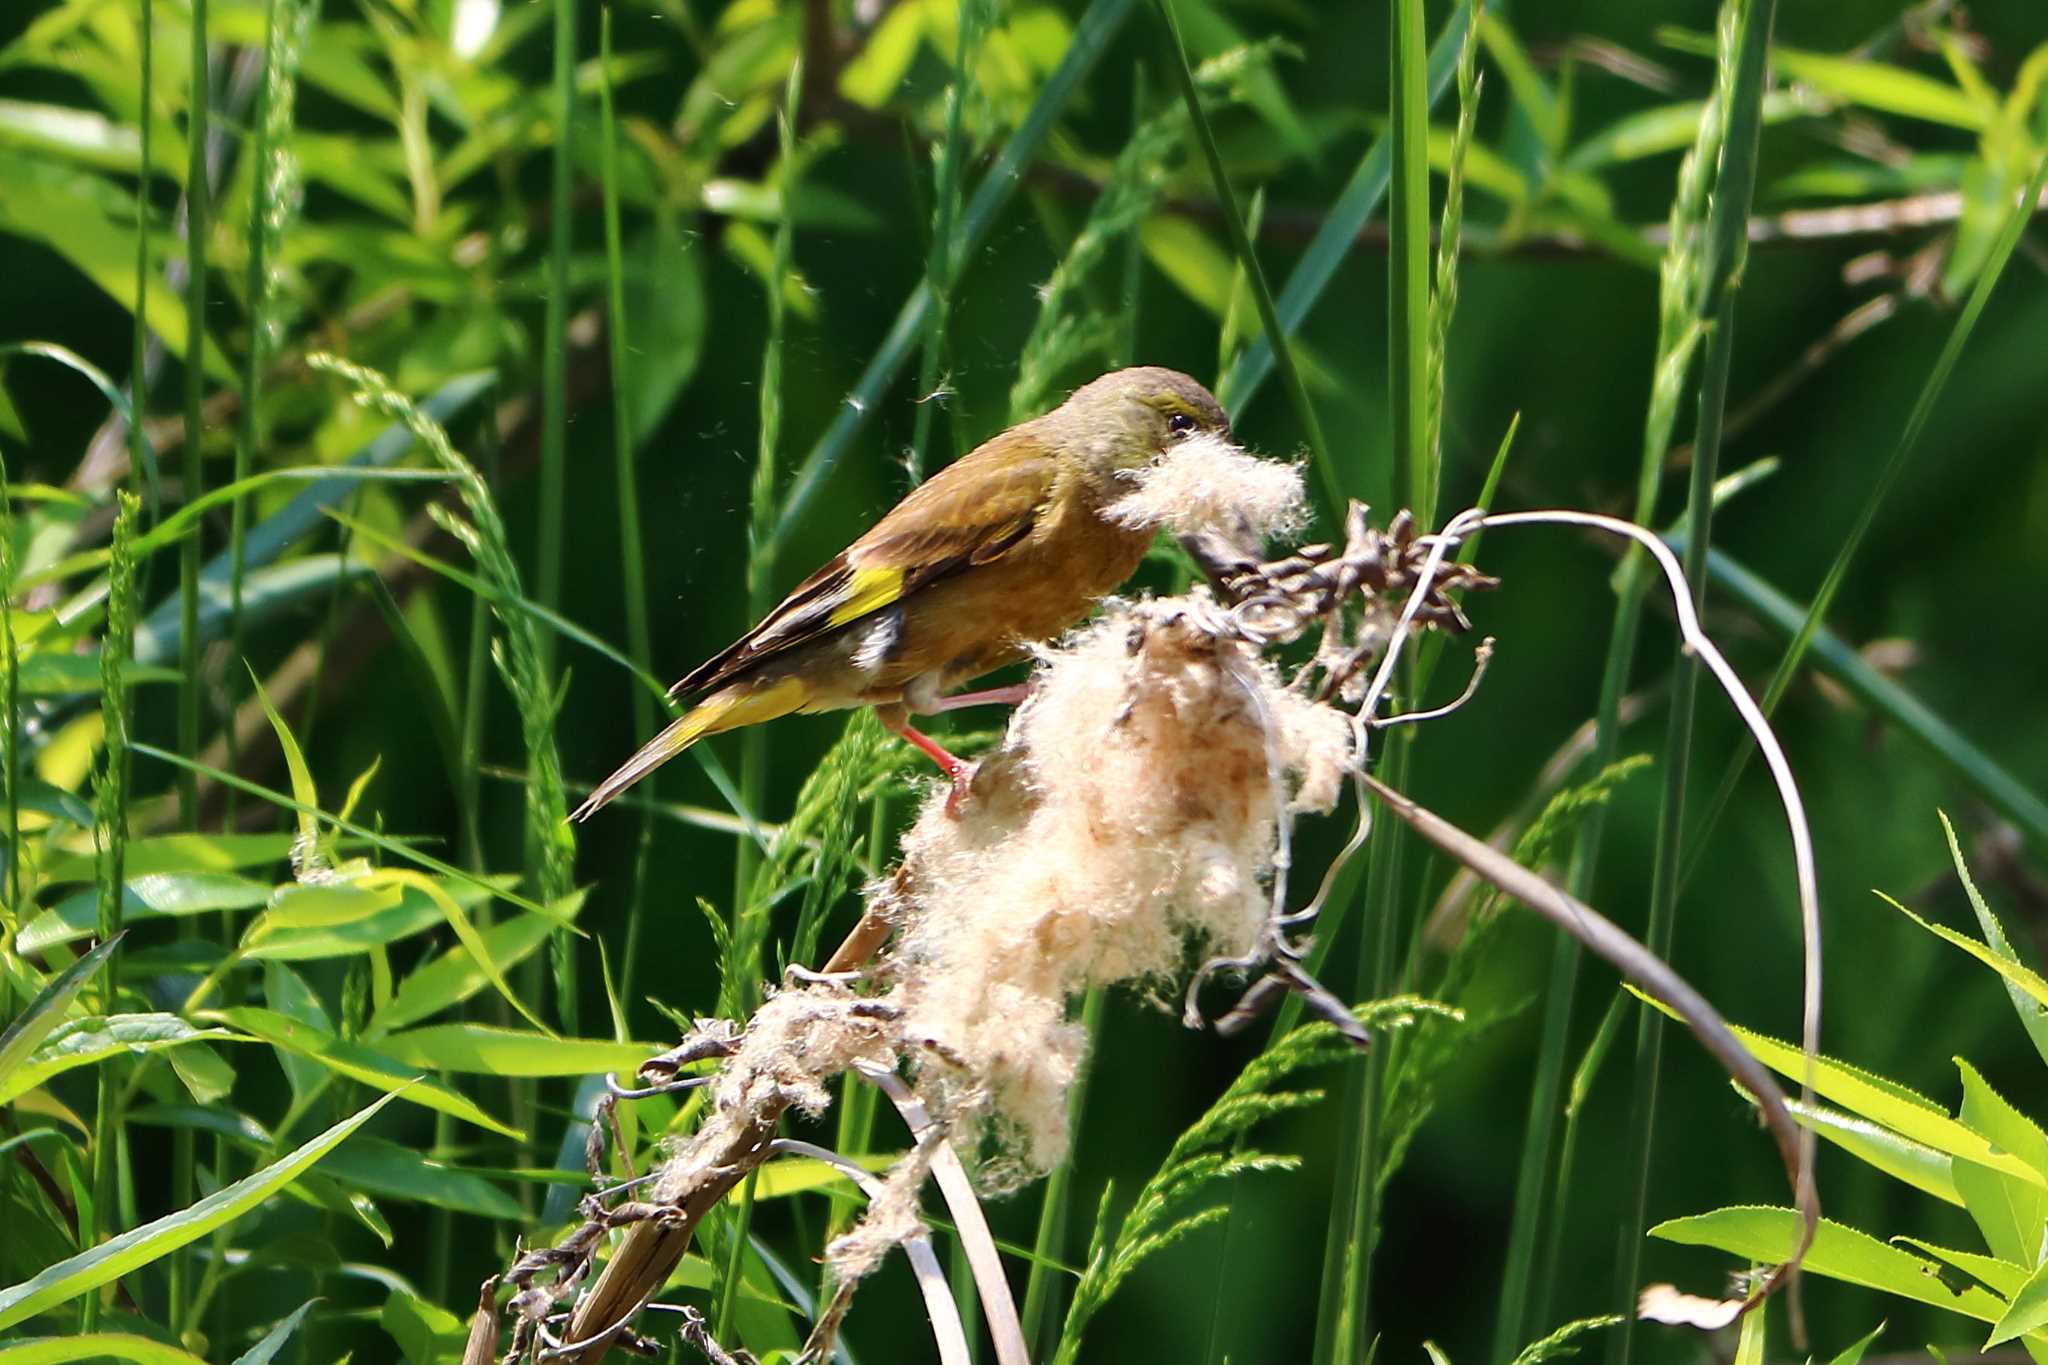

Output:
xmin=943 ymin=762 xmax=978 ymax=820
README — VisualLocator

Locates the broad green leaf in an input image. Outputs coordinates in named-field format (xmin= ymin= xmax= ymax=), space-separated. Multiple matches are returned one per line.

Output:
xmin=375 ymin=1024 xmax=657 ymax=1077
xmin=315 ymin=1136 xmax=522 ymax=1220
xmin=0 ymin=935 xmax=120 ymax=1089
xmin=0 ymin=99 xmax=141 ymax=175
xmin=1651 ymin=1207 xmax=2008 ymax=1322
xmin=0 ymin=1337 xmax=210 ymax=1364
xmin=1940 ymin=810 xmax=2048 ymax=1066
xmin=381 ymin=1289 xmax=466 ymax=1363
xmin=18 ymin=875 xmax=272 ymax=953
xmin=1778 ymin=1094 xmax=1959 ymax=1206
xmin=372 ymin=895 xmax=588 ymax=1035
xmin=1646 ymin=996 xmax=2043 ymax=1187
xmin=259 ymin=962 xmax=334 ymax=1103
xmin=260 ymin=881 xmax=405 ymax=930
xmin=360 ymin=870 xmax=551 ymax=1034
xmin=754 ymin=1152 xmax=896 ymax=1200
xmin=239 ymin=900 xmax=444 ymax=961
xmin=1991 ymin=1260 xmax=2048 ymax=1347
xmin=165 ymin=1042 xmax=235 ymax=1105
xmin=1141 ymin=214 xmax=1241 ymax=317
xmin=40 ymin=834 xmax=299 ymax=885
xmin=232 ymin=1300 xmax=319 ymax=1365
xmin=1895 ymin=1238 xmax=2027 ymax=1297
xmin=0 ymin=1014 xmax=236 ymax=1107
xmin=0 ymin=1090 xmax=398 ymax=1329
xmin=216 ymin=1006 xmax=520 ymax=1138
xmin=1952 ymin=1059 xmax=2048 ymax=1266
xmin=14 ymin=652 xmax=179 ymax=695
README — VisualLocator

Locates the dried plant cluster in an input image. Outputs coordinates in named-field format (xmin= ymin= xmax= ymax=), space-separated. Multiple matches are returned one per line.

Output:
xmin=486 ymin=436 xmax=1510 ymax=1363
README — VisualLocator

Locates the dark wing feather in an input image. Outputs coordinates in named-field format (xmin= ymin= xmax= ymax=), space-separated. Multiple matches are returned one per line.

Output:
xmin=671 ymin=431 xmax=1057 ymax=698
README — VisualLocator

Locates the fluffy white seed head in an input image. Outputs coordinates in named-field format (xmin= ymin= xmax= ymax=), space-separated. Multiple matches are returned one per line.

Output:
xmin=1106 ymin=430 xmax=1308 ymax=544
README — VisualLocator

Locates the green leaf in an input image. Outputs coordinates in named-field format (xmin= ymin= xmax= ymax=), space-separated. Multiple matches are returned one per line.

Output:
xmin=260 ymin=881 xmax=405 ymax=930
xmin=240 ymin=877 xmax=510 ymax=961
xmin=358 ymin=870 xmax=552 ymax=1034
xmin=314 ymin=1136 xmax=522 ymax=1220
xmin=372 ymin=895 xmax=587 ymax=1035
xmin=39 ymin=834 xmax=300 ymax=885
xmin=248 ymin=668 xmax=325 ymax=869
xmin=1990 ymin=1261 xmax=2048 ymax=1347
xmin=375 ymin=1023 xmax=657 ymax=1077
xmin=0 ymin=1337 xmax=211 ymax=1364
xmin=381 ymin=1289 xmax=467 ymax=1363
xmin=231 ymin=1300 xmax=320 ymax=1365
xmin=1563 ymin=89 xmax=1824 ymax=171
xmin=1880 ymin=891 xmax=2048 ymax=1019
xmin=1655 ymin=29 xmax=1991 ymax=129
xmin=1650 ymin=1207 xmax=2009 ymax=1322
xmin=1651 ymin=999 xmax=2043 ymax=1186
xmin=13 ymin=652 xmax=180 ymax=695
xmin=1951 ymin=1059 xmax=2048 ymax=1266
xmin=1939 ymin=811 xmax=2048 ymax=1066
xmin=1825 ymin=1322 xmax=1886 ymax=1365
xmin=18 ymin=875 xmax=272 ymax=953
xmin=216 ymin=1006 xmax=521 ymax=1138
xmin=1777 ymin=1094 xmax=1959 ymax=1206
xmin=0 ymin=1014 xmax=237 ymax=1107
xmin=0 ymin=1090 xmax=399 ymax=1329
xmin=0 ymin=935 xmax=120 ymax=1091
xmin=1894 ymin=1238 xmax=2027 ymax=1298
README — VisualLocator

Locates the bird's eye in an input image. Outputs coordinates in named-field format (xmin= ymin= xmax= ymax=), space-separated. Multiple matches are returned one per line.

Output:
xmin=1167 ymin=412 xmax=1196 ymax=437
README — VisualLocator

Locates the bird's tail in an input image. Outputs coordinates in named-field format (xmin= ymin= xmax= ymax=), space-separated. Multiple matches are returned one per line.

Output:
xmin=570 ymin=677 xmax=807 ymax=821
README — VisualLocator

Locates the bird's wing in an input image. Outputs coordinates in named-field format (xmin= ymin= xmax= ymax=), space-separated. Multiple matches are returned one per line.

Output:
xmin=671 ymin=431 xmax=1057 ymax=697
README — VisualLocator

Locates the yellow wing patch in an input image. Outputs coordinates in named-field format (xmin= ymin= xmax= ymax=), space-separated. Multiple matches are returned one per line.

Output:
xmin=826 ymin=564 xmax=906 ymax=628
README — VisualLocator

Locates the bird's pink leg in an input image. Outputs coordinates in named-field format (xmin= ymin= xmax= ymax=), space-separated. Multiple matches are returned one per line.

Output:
xmin=924 ymin=682 xmax=1033 ymax=713
xmin=880 ymin=712 xmax=975 ymax=817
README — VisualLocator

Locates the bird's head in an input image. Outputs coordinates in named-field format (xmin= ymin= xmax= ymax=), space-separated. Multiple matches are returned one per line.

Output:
xmin=1042 ymin=366 xmax=1233 ymax=481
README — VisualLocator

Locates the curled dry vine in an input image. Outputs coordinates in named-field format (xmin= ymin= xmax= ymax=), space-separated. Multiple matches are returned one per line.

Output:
xmin=471 ymin=441 xmax=1823 ymax=1362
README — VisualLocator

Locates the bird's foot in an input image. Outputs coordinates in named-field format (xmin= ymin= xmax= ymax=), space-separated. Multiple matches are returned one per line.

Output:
xmin=925 ymin=682 xmax=1034 ymax=714
xmin=943 ymin=762 xmax=978 ymax=820
xmin=884 ymin=716 xmax=978 ymax=819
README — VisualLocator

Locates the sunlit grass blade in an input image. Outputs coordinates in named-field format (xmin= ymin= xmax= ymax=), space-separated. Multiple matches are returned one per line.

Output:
xmin=535 ymin=0 xmax=574 ymax=681
xmin=175 ymin=0 xmax=209 ymax=838
xmin=0 ymin=1090 xmax=400 ymax=1330
xmin=1155 ymin=0 xmax=1334 ymax=518
xmin=1611 ymin=2 xmax=1781 ymax=1360
xmin=773 ymin=0 xmax=1139 ymax=540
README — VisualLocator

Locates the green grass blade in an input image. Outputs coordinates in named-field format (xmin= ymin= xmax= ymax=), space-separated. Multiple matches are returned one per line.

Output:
xmin=599 ymin=4 xmax=660 ymax=1012
xmin=535 ymin=0 xmax=574 ymax=680
xmin=907 ymin=0 xmax=986 ymax=484
xmin=773 ymin=0 xmax=1138 ymax=540
xmin=0 ymin=1336 xmax=210 ymax=1364
xmin=1216 ymin=3 xmax=1475 ymax=417
xmin=1610 ymin=3 xmax=1779 ymax=1361
xmin=1697 ymin=547 xmax=2048 ymax=848
xmin=1156 ymin=0 xmax=1334 ymax=518
xmin=175 ymin=0 xmax=208 ymax=836
xmin=0 ymin=936 xmax=123 ymax=1087
xmin=0 ymin=1089 xmax=400 ymax=1330
xmin=1387 ymin=0 xmax=1432 ymax=526
xmin=1683 ymin=149 xmax=2048 ymax=872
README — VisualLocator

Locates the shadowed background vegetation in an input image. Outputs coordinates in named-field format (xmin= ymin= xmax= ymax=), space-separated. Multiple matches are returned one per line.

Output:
xmin=1 ymin=0 xmax=2046 ymax=1360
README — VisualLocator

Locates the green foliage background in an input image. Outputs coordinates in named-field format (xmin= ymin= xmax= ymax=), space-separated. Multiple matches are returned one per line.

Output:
xmin=1 ymin=0 xmax=2046 ymax=1360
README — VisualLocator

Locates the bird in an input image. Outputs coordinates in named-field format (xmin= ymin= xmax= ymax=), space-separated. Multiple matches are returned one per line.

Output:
xmin=569 ymin=366 xmax=1232 ymax=822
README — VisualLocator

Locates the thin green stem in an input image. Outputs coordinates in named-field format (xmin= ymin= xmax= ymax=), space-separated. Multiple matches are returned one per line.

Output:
xmin=1155 ymin=0 xmax=1334 ymax=518
xmin=1388 ymin=0 xmax=1432 ymax=528
xmin=907 ymin=0 xmax=985 ymax=484
xmin=774 ymin=0 xmax=1138 ymax=541
xmin=1609 ymin=3 xmax=1777 ymax=1361
xmin=600 ymin=5 xmax=660 ymax=1013
xmin=536 ymin=0 xmax=574 ymax=679
xmin=1020 ymin=985 xmax=1106 ymax=1356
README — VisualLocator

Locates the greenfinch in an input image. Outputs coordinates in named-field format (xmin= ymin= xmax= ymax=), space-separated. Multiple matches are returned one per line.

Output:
xmin=570 ymin=366 xmax=1231 ymax=820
